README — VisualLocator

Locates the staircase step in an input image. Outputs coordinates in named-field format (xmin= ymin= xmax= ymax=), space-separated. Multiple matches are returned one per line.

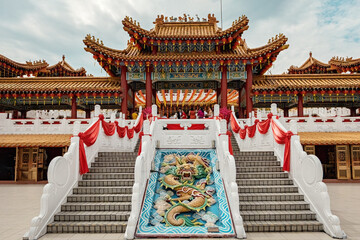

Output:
xmin=54 ymin=211 xmax=130 ymax=222
xmin=239 ymin=201 xmax=310 ymax=211
xmin=234 ymin=156 xmax=278 ymax=161
xmin=61 ymin=202 xmax=131 ymax=212
xmin=237 ymin=172 xmax=288 ymax=179
xmin=236 ymin=166 xmax=283 ymax=173
xmin=73 ymin=187 xmax=132 ymax=195
xmin=233 ymin=151 xmax=274 ymax=156
xmin=236 ymin=179 xmax=293 ymax=186
xmin=238 ymin=185 xmax=298 ymax=193
xmin=241 ymin=210 xmax=317 ymax=221
xmin=78 ymin=180 xmax=134 ymax=187
xmin=67 ymin=194 xmax=132 ymax=203
xmin=98 ymin=152 xmax=137 ymax=157
xmin=236 ymin=161 xmax=280 ymax=167
xmin=95 ymin=157 xmax=136 ymax=162
xmin=89 ymin=167 xmax=134 ymax=173
xmin=82 ymin=173 xmax=134 ymax=180
xmin=91 ymin=162 xmax=135 ymax=167
xmin=47 ymin=221 xmax=127 ymax=233
xmin=238 ymin=193 xmax=304 ymax=201
xmin=244 ymin=220 xmax=323 ymax=232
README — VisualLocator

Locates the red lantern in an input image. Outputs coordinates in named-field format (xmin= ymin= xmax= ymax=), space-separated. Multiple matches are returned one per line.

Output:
xmin=130 ymin=37 xmax=135 ymax=43
xmin=254 ymin=91 xmax=259 ymax=96
xmin=312 ymin=90 xmax=317 ymax=96
xmin=343 ymin=90 xmax=349 ymax=96
xmin=301 ymin=90 xmax=306 ymax=96
xmin=270 ymin=90 xmax=275 ymax=96
xmin=99 ymin=54 xmax=104 ymax=61
xmin=107 ymin=57 xmax=113 ymax=64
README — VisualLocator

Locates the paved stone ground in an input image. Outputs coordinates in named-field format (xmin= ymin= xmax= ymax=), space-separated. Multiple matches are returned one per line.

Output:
xmin=0 ymin=183 xmax=359 ymax=240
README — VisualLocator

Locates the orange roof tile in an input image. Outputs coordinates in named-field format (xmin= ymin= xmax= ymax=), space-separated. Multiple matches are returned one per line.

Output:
xmin=253 ymin=74 xmax=360 ymax=90
xmin=0 ymin=77 xmax=121 ymax=92
xmin=0 ymin=134 xmax=72 ymax=147
xmin=288 ymin=52 xmax=329 ymax=73
xmin=83 ymin=34 xmax=288 ymax=61
xmin=298 ymin=132 xmax=360 ymax=145
xmin=329 ymin=56 xmax=360 ymax=68
xmin=122 ymin=14 xmax=249 ymax=39
xmin=0 ymin=54 xmax=49 ymax=70
xmin=46 ymin=55 xmax=86 ymax=75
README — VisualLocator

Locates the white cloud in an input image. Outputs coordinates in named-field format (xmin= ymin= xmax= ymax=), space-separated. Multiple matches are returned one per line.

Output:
xmin=0 ymin=0 xmax=359 ymax=76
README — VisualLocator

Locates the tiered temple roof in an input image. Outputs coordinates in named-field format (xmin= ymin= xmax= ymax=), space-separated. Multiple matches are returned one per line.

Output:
xmin=0 ymin=54 xmax=49 ymax=77
xmin=288 ymin=52 xmax=360 ymax=74
xmin=84 ymin=14 xmax=289 ymax=76
xmin=0 ymin=54 xmax=86 ymax=77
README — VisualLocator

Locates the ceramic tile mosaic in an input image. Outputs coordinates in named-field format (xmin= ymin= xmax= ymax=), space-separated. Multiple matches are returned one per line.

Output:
xmin=136 ymin=149 xmax=235 ymax=238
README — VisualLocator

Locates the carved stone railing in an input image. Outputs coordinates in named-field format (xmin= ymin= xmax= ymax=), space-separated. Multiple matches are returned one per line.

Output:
xmin=231 ymin=104 xmax=346 ymax=238
xmin=282 ymin=115 xmax=360 ymax=132
xmin=23 ymin=105 xmax=142 ymax=240
xmin=125 ymin=105 xmax=157 ymax=240
xmin=214 ymin=105 xmax=246 ymax=238
xmin=125 ymin=104 xmax=246 ymax=239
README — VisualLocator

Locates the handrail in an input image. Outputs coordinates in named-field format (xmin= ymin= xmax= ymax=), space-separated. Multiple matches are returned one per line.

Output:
xmin=213 ymin=114 xmax=246 ymax=238
xmin=231 ymin=103 xmax=345 ymax=238
xmin=24 ymin=105 xmax=142 ymax=240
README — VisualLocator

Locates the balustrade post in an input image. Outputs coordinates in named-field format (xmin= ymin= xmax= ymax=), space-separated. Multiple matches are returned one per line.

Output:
xmin=214 ymin=104 xmax=219 ymax=117
xmin=271 ymin=103 xmax=278 ymax=116
xmin=289 ymin=120 xmax=298 ymax=134
xmin=151 ymin=104 xmax=157 ymax=118
xmin=94 ymin=105 xmax=101 ymax=117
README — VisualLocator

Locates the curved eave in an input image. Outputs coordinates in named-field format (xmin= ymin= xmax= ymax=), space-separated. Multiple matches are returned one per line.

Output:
xmin=329 ymin=58 xmax=360 ymax=67
xmin=47 ymin=62 xmax=86 ymax=74
xmin=84 ymin=38 xmax=288 ymax=63
xmin=253 ymin=74 xmax=360 ymax=90
xmin=122 ymin=17 xmax=249 ymax=40
xmin=0 ymin=54 xmax=49 ymax=70
xmin=0 ymin=77 xmax=122 ymax=92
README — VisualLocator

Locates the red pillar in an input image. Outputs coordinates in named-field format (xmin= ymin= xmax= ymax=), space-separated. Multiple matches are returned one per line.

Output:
xmin=85 ymin=109 xmax=91 ymax=118
xmin=132 ymin=89 xmax=136 ymax=113
xmin=71 ymin=96 xmax=77 ymax=119
xmin=350 ymin=107 xmax=356 ymax=117
xmin=220 ymin=67 xmax=227 ymax=108
xmin=20 ymin=110 xmax=27 ymax=119
xmin=245 ymin=64 xmax=253 ymax=117
xmin=146 ymin=67 xmax=152 ymax=108
xmin=216 ymin=88 xmax=220 ymax=104
xmin=121 ymin=66 xmax=128 ymax=117
xmin=12 ymin=110 xmax=18 ymax=119
xmin=297 ymin=94 xmax=304 ymax=117
xmin=283 ymin=107 xmax=289 ymax=117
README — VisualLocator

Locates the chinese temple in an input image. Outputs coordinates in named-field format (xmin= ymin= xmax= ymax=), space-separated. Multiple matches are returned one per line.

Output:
xmin=0 ymin=13 xmax=357 ymax=240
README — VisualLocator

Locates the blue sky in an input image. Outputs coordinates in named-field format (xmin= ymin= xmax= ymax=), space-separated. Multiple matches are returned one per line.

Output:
xmin=0 ymin=0 xmax=359 ymax=76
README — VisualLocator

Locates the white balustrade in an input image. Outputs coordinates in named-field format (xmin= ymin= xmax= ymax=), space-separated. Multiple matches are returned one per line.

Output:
xmin=24 ymin=105 xmax=141 ymax=240
xmin=231 ymin=104 xmax=345 ymax=238
xmin=125 ymin=104 xmax=246 ymax=239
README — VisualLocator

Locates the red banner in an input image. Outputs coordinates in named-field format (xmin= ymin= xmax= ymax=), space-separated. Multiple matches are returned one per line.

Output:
xmin=77 ymin=113 xmax=144 ymax=175
xmin=271 ymin=119 xmax=293 ymax=171
xmin=230 ymin=114 xmax=240 ymax=133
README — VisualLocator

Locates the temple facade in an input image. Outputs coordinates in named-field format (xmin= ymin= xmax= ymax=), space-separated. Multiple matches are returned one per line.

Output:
xmin=0 ymin=14 xmax=359 ymax=182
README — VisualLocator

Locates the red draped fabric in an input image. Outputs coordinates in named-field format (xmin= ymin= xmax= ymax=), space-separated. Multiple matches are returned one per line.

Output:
xmin=100 ymin=116 xmax=116 ymax=136
xmin=115 ymin=122 xmax=126 ymax=138
xmin=239 ymin=126 xmax=247 ymax=139
xmin=133 ymin=113 xmax=143 ymax=133
xmin=226 ymin=131 xmax=233 ymax=155
xmin=78 ymin=119 xmax=101 ymax=175
xmin=137 ymin=131 xmax=144 ymax=156
xmin=246 ymin=120 xmax=259 ymax=138
xmin=167 ymin=124 xmax=183 ymax=130
xmin=257 ymin=113 xmax=273 ymax=134
xmin=270 ymin=119 xmax=294 ymax=172
xmin=230 ymin=114 xmax=240 ymax=133
xmin=127 ymin=126 xmax=135 ymax=139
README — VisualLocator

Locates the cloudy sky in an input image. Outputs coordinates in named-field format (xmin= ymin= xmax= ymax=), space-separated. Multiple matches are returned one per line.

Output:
xmin=1 ymin=0 xmax=359 ymax=76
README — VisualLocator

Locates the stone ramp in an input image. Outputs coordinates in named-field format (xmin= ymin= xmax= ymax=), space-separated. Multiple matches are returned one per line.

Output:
xmin=231 ymin=135 xmax=324 ymax=232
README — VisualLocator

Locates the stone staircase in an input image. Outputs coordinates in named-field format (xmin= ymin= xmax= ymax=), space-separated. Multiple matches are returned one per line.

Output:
xmin=47 ymin=141 xmax=139 ymax=234
xmin=231 ymin=135 xmax=324 ymax=232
